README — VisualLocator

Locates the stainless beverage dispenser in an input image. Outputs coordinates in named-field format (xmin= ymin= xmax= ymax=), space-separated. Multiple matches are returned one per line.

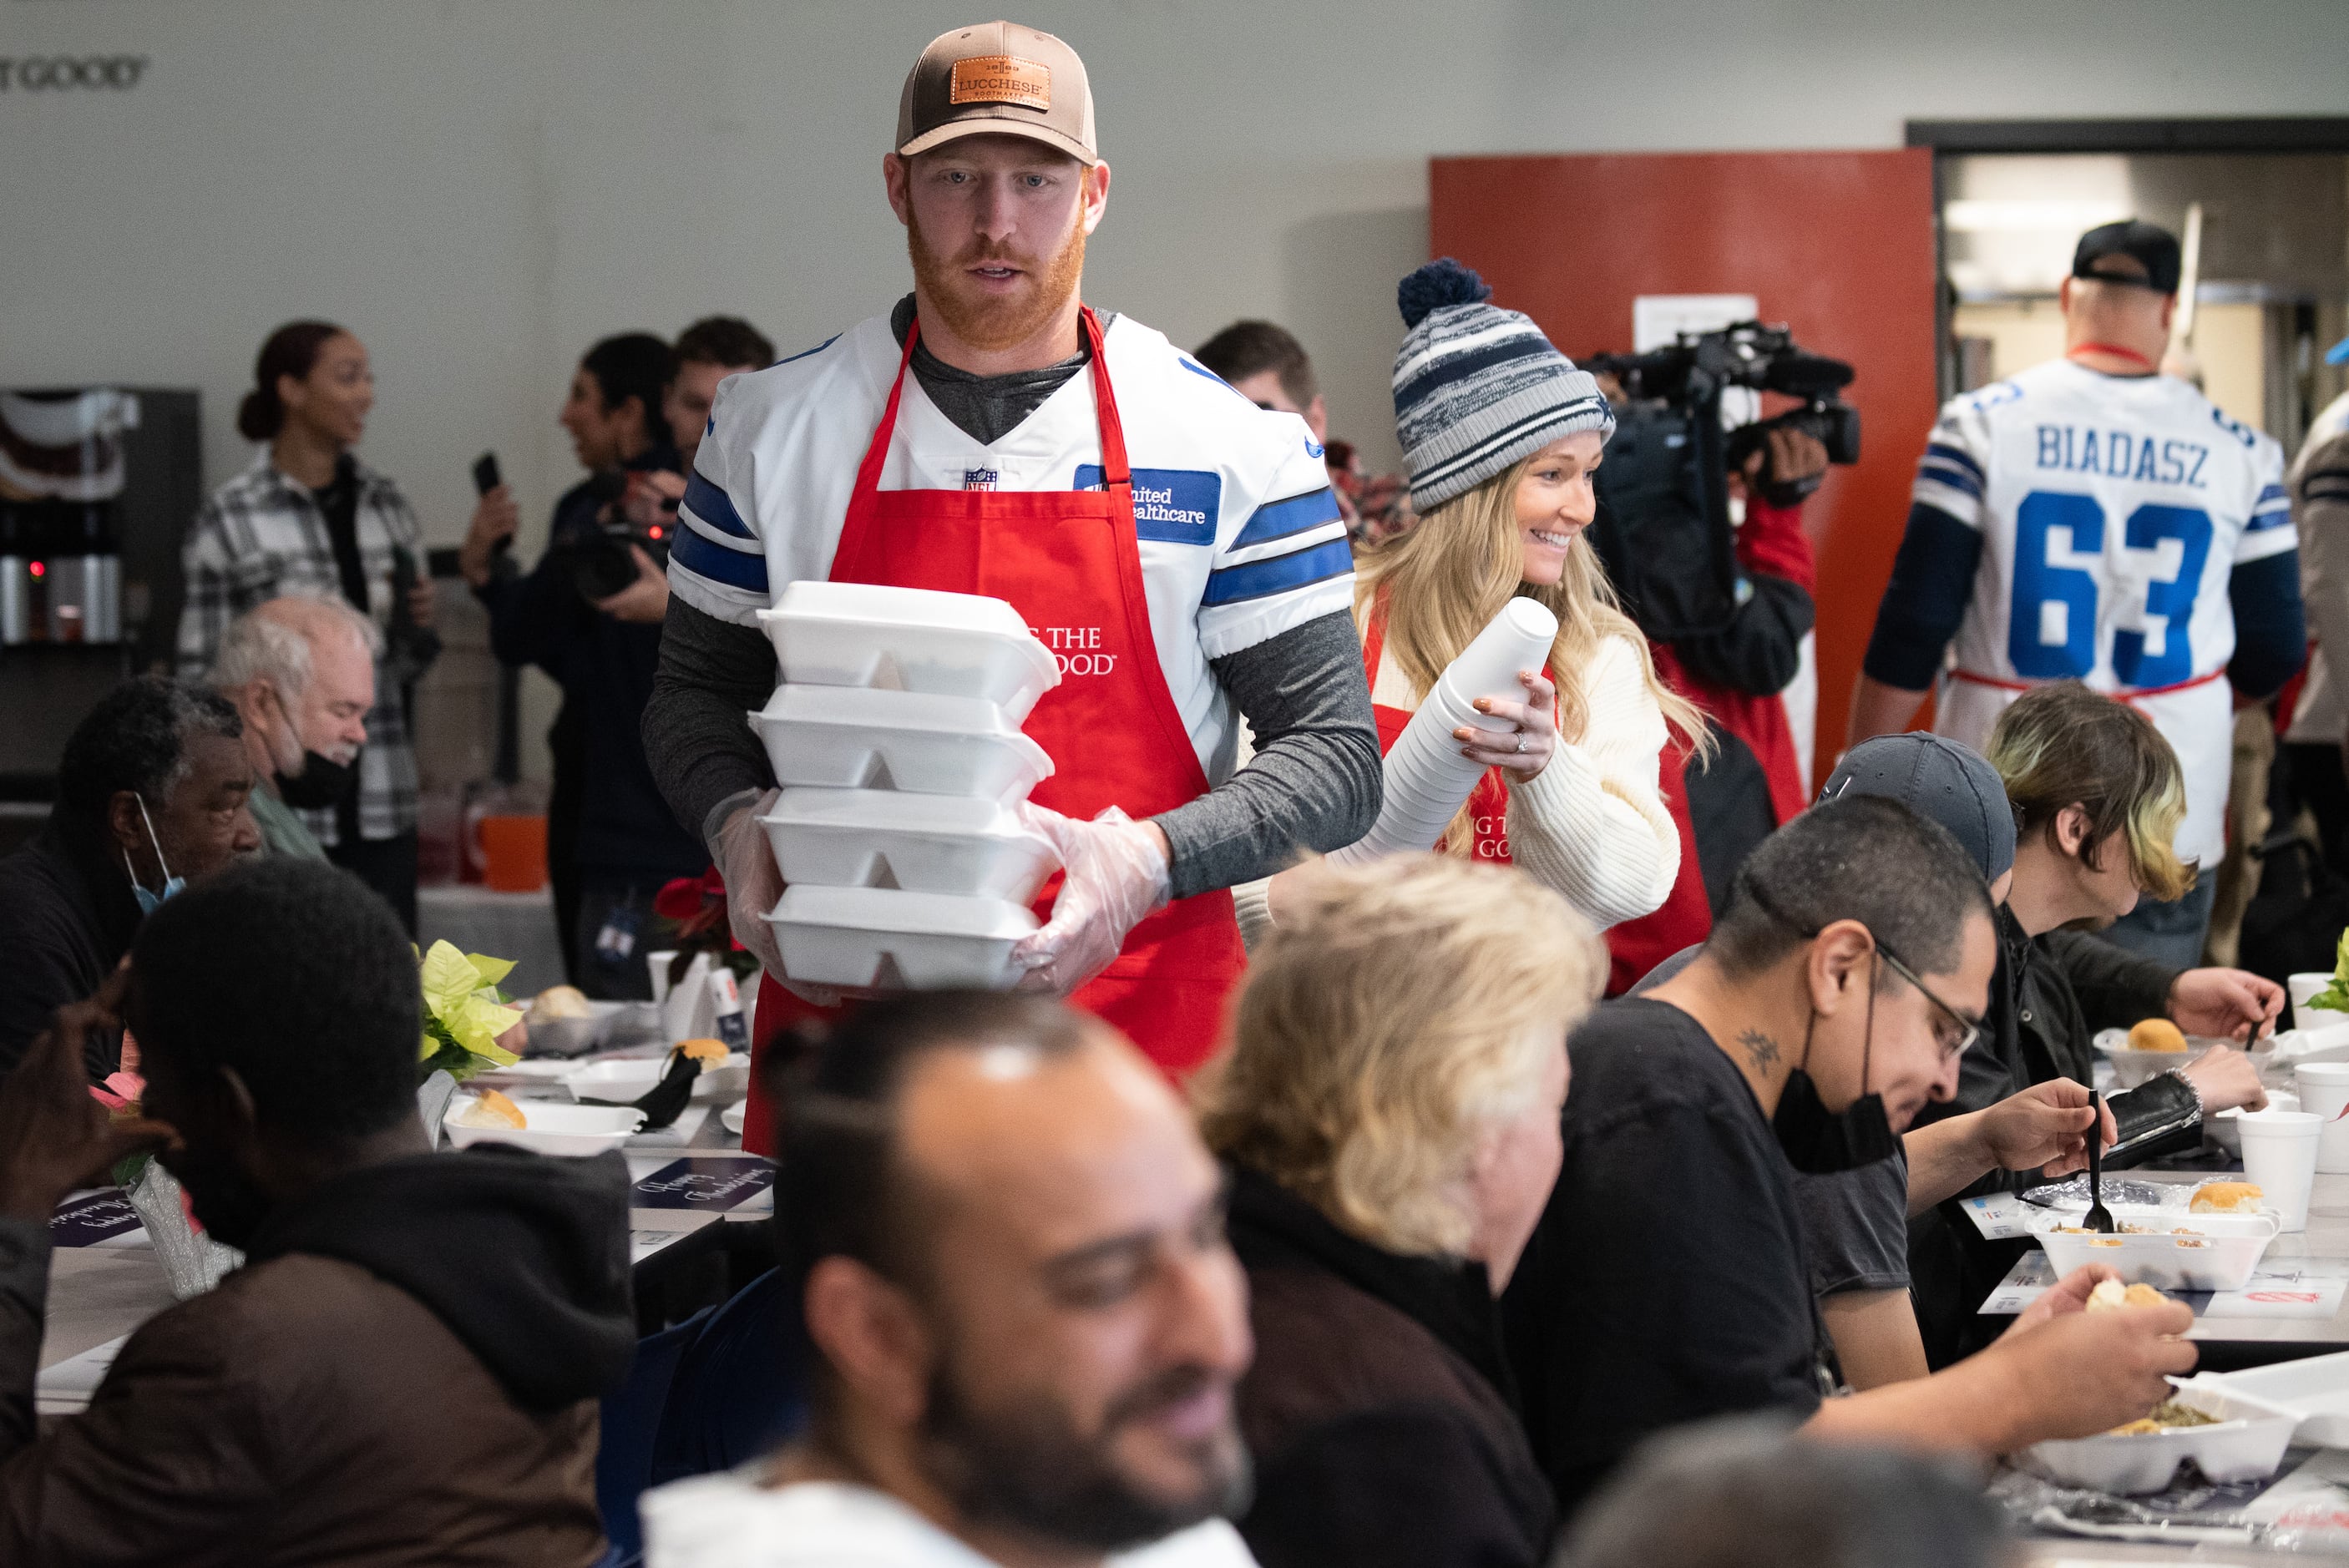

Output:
xmin=0 ymin=388 xmax=135 ymax=645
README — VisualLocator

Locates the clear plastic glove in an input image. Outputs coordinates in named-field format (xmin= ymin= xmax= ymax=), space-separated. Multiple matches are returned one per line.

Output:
xmin=713 ymin=788 xmax=788 ymax=979
xmin=1010 ymin=804 xmax=1171 ymax=996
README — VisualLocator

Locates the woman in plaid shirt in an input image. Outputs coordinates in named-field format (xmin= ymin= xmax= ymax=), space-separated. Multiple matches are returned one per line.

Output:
xmin=175 ymin=321 xmax=439 ymax=929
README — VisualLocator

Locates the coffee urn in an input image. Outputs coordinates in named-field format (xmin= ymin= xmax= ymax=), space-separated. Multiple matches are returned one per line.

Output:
xmin=0 ymin=389 xmax=134 ymax=645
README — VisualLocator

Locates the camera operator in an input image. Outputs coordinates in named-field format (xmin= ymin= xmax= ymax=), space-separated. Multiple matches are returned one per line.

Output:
xmin=458 ymin=333 xmax=708 ymax=999
xmin=614 ymin=315 xmax=777 ymax=545
xmin=1587 ymin=333 xmax=1848 ymax=991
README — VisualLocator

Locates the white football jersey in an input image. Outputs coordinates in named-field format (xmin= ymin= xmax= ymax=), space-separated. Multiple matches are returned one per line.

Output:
xmin=669 ymin=311 xmax=1352 ymax=783
xmin=1917 ymin=358 xmax=2288 ymax=867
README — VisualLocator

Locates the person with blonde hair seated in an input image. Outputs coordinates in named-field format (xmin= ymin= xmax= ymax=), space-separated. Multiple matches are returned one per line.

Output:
xmin=1197 ymin=853 xmax=1600 ymax=1568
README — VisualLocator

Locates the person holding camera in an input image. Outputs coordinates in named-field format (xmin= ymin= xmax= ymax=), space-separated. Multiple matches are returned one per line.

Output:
xmin=458 ymin=332 xmax=706 ymax=999
xmin=177 ymin=321 xmax=439 ymax=932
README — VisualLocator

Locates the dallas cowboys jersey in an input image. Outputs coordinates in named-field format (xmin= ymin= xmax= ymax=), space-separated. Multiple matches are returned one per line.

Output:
xmin=668 ymin=311 xmax=1352 ymax=783
xmin=1916 ymin=359 xmax=2290 ymax=867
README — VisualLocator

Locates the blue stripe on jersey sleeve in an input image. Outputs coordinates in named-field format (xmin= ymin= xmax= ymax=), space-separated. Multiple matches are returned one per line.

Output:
xmin=2227 ymin=550 xmax=2306 ymax=700
xmin=683 ymin=471 xmax=756 ymax=539
xmin=1202 ymin=538 xmax=1353 ymax=607
xmin=1926 ymin=441 xmax=1986 ymax=483
xmin=2246 ymin=508 xmax=2294 ymax=533
xmin=1861 ymin=502 xmax=1984 ymax=690
xmin=1231 ymin=488 xmax=1344 ymax=548
xmin=2257 ymin=483 xmax=2287 ymax=507
xmin=671 ymin=524 xmax=771 ymax=593
xmin=1916 ymin=458 xmax=1984 ymax=499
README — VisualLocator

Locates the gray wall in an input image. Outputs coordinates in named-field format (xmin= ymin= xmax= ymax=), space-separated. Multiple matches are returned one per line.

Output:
xmin=6 ymin=0 xmax=2348 ymax=548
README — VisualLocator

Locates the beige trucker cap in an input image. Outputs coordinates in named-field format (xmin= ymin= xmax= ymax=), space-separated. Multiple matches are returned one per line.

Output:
xmin=895 ymin=21 xmax=1097 ymax=165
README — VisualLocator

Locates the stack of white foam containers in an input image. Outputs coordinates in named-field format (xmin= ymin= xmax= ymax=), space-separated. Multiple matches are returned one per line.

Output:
xmin=1329 ymin=597 xmax=1559 ymax=863
xmin=750 ymin=583 xmax=1063 ymax=989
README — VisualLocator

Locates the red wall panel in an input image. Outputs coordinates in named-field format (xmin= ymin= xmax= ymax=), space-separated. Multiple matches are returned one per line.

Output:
xmin=1430 ymin=149 xmax=1941 ymax=781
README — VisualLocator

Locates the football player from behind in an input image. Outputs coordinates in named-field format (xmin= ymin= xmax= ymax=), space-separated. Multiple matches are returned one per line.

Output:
xmin=1849 ymin=219 xmax=2304 ymax=966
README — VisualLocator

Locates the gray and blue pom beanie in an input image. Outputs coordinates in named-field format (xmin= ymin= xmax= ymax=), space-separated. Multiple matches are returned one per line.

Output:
xmin=1392 ymin=258 xmax=1615 ymax=514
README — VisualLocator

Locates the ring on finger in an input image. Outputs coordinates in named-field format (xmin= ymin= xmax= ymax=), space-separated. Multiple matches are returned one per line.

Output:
xmin=1516 ymin=735 xmax=1529 ymax=754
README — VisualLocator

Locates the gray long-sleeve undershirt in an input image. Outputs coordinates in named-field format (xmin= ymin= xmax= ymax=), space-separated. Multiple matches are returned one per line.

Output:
xmin=645 ymin=597 xmax=1379 ymax=898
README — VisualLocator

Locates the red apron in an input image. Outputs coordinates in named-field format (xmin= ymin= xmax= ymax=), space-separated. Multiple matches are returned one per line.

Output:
xmin=1359 ymin=591 xmax=1547 ymax=863
xmin=740 ymin=308 xmax=1245 ymax=1153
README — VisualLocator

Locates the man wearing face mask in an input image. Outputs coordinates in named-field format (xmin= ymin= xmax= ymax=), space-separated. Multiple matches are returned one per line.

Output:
xmin=1502 ymin=795 xmax=2200 ymax=1515
xmin=0 ymin=677 xmax=259 ymax=1078
xmin=210 ymin=595 xmax=381 ymax=861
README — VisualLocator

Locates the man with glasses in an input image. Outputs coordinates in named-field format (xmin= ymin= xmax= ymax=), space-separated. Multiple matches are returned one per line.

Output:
xmin=1503 ymin=794 xmax=2198 ymax=1516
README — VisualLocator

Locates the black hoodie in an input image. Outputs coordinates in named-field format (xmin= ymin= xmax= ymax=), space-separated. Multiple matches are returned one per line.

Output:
xmin=246 ymin=1145 xmax=635 ymax=1411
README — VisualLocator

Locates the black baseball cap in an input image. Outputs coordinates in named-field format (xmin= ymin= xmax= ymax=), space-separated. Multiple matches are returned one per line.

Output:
xmin=2072 ymin=220 xmax=2182 ymax=295
xmin=1820 ymin=733 xmax=2017 ymax=884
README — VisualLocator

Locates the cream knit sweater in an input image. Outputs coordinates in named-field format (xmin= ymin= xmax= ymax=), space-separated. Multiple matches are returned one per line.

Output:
xmin=1231 ymin=625 xmax=1680 ymax=943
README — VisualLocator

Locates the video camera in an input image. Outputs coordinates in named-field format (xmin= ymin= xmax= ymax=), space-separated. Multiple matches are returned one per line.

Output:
xmin=1588 ymin=321 xmax=1858 ymax=506
xmin=1583 ymin=322 xmax=1857 ymax=640
xmin=570 ymin=470 xmax=675 ymax=602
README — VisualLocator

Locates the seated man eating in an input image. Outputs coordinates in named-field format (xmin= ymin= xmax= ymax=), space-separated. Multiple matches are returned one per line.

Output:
xmin=1504 ymin=794 xmax=2198 ymax=1515
xmin=0 ymin=857 xmax=634 ymax=1565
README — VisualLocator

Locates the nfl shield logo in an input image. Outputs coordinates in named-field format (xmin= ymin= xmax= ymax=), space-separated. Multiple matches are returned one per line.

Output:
xmin=963 ymin=468 xmax=999 ymax=491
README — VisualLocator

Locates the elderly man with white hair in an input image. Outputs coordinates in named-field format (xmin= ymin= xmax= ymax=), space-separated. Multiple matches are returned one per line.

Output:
xmin=210 ymin=594 xmax=379 ymax=860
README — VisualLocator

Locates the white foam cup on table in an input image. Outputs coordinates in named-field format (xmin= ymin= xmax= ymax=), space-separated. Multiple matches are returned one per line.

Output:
xmin=2296 ymin=1062 xmax=2349 ymax=1174
xmin=1329 ymin=598 xmax=1557 ymax=866
xmin=2237 ymin=1110 xmax=2323 ymax=1232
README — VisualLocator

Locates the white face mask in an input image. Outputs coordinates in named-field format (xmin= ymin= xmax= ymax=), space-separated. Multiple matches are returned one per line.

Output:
xmin=122 ymin=794 xmax=184 ymax=915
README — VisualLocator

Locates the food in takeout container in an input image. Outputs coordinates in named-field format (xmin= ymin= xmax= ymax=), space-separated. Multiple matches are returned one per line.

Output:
xmin=765 ymin=884 xmax=1039 ymax=989
xmin=2091 ymin=1026 xmax=2234 ymax=1089
xmin=563 ymin=1050 xmax=751 ymax=1105
xmin=521 ymin=986 xmax=621 ymax=1057
xmin=443 ymin=1091 xmax=645 ymax=1156
xmin=2027 ymin=1203 xmax=2279 ymax=1292
xmin=758 ymin=787 xmax=1059 ymax=903
xmin=750 ymin=685 xmax=1053 ymax=802
xmin=2016 ymin=1381 xmax=2301 ymax=1495
xmin=757 ymin=582 xmax=1061 ymax=721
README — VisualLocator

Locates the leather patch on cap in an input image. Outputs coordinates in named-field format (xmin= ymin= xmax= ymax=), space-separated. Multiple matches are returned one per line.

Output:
xmin=949 ymin=55 xmax=1050 ymax=111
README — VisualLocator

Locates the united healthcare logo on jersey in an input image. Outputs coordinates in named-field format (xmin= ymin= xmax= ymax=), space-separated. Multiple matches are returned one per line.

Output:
xmin=1074 ymin=466 xmax=1221 ymax=545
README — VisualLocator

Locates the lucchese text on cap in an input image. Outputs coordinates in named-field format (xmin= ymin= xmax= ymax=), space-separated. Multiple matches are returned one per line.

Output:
xmin=949 ymin=54 xmax=1050 ymax=110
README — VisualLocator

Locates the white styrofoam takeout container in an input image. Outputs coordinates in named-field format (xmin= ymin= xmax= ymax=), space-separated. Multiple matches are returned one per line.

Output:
xmin=2027 ymin=1204 xmax=2281 ymax=1292
xmin=758 ymin=788 xmax=1059 ymax=903
xmin=443 ymin=1095 xmax=645 ymax=1156
xmin=756 ymin=582 xmax=1061 ymax=721
xmin=2188 ymin=1349 xmax=2349 ymax=1447
xmin=2090 ymin=1028 xmax=2221 ymax=1089
xmin=562 ymin=1053 xmax=752 ymax=1105
xmin=765 ymin=884 xmax=1039 ymax=990
xmin=750 ymin=685 xmax=1052 ymax=802
xmin=2017 ymin=1382 xmax=2300 ymax=1495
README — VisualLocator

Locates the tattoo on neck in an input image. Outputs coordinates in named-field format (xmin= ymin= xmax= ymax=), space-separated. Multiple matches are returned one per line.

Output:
xmin=1738 ymin=1029 xmax=1783 ymax=1075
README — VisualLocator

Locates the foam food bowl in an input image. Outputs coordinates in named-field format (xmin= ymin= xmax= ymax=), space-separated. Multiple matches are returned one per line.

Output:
xmin=757 ymin=582 xmax=1061 ymax=721
xmin=751 ymin=685 xmax=1052 ymax=802
xmin=766 ymin=884 xmax=1039 ymax=989
xmin=2027 ymin=1205 xmax=2281 ymax=1292
xmin=2017 ymin=1382 xmax=2300 ymax=1495
xmin=443 ymin=1095 xmax=645 ymax=1156
xmin=760 ymin=787 xmax=1058 ymax=902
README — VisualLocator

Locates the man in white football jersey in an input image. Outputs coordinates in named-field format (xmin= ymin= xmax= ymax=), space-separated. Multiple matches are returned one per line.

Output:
xmin=638 ymin=21 xmax=1380 ymax=1151
xmin=1850 ymin=220 xmax=2305 ymax=966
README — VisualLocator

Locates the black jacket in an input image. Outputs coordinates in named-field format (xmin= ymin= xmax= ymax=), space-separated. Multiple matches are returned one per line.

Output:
xmin=0 ymin=819 xmax=139 ymax=1079
xmin=1227 ymin=1164 xmax=1555 ymax=1568
xmin=1908 ymin=906 xmax=2195 ymax=1366
xmin=476 ymin=444 xmax=708 ymax=881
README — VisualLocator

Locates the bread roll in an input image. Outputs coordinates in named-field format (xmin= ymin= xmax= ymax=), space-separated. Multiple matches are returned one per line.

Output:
xmin=2129 ymin=1017 xmax=2190 ymax=1053
xmin=453 ymin=1088 xmax=528 ymax=1130
xmin=2190 ymin=1181 xmax=2263 ymax=1214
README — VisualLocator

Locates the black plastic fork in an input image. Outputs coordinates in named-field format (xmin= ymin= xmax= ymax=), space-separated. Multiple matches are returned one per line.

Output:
xmin=2084 ymin=1089 xmax=2117 ymax=1234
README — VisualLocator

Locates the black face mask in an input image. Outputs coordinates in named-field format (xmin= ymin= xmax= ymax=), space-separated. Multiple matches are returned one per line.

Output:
xmin=276 ymin=749 xmax=358 ymax=811
xmin=1771 ymin=974 xmax=1902 ymax=1175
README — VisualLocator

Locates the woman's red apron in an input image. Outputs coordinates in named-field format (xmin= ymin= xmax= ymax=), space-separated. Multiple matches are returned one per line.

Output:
xmin=1358 ymin=593 xmax=1547 ymax=863
xmin=739 ymin=308 xmax=1244 ymax=1153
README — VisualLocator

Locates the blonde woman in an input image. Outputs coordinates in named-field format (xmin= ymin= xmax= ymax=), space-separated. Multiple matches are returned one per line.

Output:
xmin=1200 ymin=853 xmax=1601 ymax=1568
xmin=1241 ymin=260 xmax=1697 ymax=941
